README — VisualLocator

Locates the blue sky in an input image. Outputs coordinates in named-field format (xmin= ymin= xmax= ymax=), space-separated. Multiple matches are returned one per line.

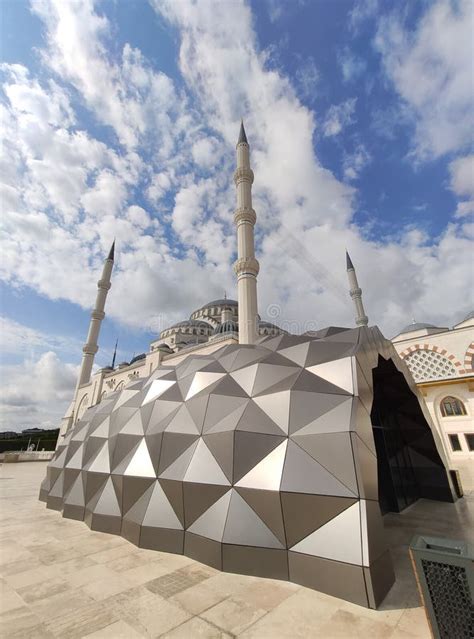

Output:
xmin=1 ymin=0 xmax=472 ymax=430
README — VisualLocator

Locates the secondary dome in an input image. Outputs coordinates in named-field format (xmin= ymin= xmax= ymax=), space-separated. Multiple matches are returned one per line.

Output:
xmin=399 ymin=321 xmax=437 ymax=334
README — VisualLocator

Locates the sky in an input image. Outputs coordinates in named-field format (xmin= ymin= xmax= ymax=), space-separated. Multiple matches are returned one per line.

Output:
xmin=0 ymin=0 xmax=473 ymax=432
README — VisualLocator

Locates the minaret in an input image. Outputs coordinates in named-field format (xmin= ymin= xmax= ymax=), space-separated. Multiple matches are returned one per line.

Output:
xmin=233 ymin=121 xmax=259 ymax=344
xmin=346 ymin=251 xmax=368 ymax=326
xmin=76 ymin=242 xmax=115 ymax=389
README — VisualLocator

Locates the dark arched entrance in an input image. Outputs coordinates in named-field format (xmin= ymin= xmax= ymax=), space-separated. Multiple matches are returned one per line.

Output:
xmin=371 ymin=356 xmax=455 ymax=514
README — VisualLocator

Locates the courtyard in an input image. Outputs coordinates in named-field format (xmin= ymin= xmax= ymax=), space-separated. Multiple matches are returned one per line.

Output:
xmin=0 ymin=462 xmax=473 ymax=638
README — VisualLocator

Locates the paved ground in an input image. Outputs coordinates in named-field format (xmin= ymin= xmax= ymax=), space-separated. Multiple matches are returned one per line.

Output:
xmin=1 ymin=463 xmax=473 ymax=638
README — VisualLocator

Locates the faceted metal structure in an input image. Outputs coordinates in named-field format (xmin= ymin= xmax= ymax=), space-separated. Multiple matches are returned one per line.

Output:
xmin=40 ymin=326 xmax=456 ymax=608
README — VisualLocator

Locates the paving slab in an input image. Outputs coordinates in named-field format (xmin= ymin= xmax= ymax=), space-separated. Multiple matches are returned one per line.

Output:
xmin=0 ymin=462 xmax=473 ymax=639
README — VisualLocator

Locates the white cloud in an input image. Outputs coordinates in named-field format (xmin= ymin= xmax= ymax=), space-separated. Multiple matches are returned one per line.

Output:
xmin=322 ymin=98 xmax=357 ymax=137
xmin=0 ymin=351 xmax=78 ymax=431
xmin=349 ymin=0 xmax=378 ymax=32
xmin=294 ymin=56 xmax=320 ymax=102
xmin=375 ymin=0 xmax=473 ymax=160
xmin=0 ymin=0 xmax=472 ymax=379
xmin=343 ymin=144 xmax=372 ymax=181
xmin=450 ymin=155 xmax=474 ymax=218
xmin=0 ymin=316 xmax=81 ymax=357
xmin=338 ymin=49 xmax=366 ymax=83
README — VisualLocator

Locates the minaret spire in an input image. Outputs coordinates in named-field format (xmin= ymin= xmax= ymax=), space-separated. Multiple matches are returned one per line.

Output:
xmin=233 ymin=121 xmax=259 ymax=344
xmin=75 ymin=243 xmax=115 ymax=389
xmin=346 ymin=251 xmax=368 ymax=327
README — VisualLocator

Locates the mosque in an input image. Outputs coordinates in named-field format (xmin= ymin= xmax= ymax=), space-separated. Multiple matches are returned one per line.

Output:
xmin=40 ymin=123 xmax=470 ymax=609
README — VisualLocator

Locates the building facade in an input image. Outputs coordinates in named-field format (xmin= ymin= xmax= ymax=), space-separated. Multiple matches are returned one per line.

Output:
xmin=392 ymin=312 xmax=474 ymax=490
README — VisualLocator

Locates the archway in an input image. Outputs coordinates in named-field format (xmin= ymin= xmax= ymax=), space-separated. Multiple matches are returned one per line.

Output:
xmin=370 ymin=355 xmax=454 ymax=514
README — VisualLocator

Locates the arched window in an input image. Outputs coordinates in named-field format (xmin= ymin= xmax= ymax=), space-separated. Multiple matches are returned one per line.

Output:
xmin=440 ymin=396 xmax=467 ymax=417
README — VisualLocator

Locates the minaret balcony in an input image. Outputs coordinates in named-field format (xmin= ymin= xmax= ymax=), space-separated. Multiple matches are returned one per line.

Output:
xmin=234 ymin=207 xmax=256 ymax=226
xmin=233 ymin=167 xmax=254 ymax=185
xmin=233 ymin=257 xmax=260 ymax=277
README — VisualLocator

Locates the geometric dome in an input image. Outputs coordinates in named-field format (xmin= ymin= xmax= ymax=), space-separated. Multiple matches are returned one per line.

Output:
xmin=39 ymin=326 xmax=454 ymax=609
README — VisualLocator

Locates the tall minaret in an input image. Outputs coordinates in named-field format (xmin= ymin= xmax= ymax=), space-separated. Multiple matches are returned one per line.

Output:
xmin=233 ymin=121 xmax=259 ymax=344
xmin=346 ymin=251 xmax=368 ymax=326
xmin=76 ymin=242 xmax=115 ymax=389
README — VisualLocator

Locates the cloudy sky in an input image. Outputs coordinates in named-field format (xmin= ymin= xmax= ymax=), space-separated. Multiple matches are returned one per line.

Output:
xmin=1 ymin=0 xmax=473 ymax=431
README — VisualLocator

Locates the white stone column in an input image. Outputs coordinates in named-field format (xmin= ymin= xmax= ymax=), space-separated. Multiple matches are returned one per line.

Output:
xmin=346 ymin=251 xmax=368 ymax=327
xmin=233 ymin=122 xmax=259 ymax=344
xmin=76 ymin=243 xmax=115 ymax=389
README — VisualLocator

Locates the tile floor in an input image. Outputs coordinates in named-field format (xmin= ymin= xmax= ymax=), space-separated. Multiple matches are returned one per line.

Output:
xmin=1 ymin=462 xmax=472 ymax=638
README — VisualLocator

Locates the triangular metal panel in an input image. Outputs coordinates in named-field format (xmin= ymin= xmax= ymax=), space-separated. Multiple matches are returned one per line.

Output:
xmin=165 ymin=405 xmax=200 ymax=435
xmin=290 ymin=501 xmax=362 ymax=565
xmin=203 ymin=430 xmax=234 ymax=483
xmin=187 ymin=490 xmax=232 ymax=541
xmin=203 ymin=394 xmax=248 ymax=432
xmin=277 ymin=342 xmax=310 ymax=367
xmin=230 ymin=364 xmax=259 ymax=396
xmin=184 ymin=440 xmax=230 ymax=485
xmin=87 ymin=441 xmax=111 ymax=474
xmin=124 ymin=439 xmax=156 ymax=478
xmin=183 ymin=482 xmax=230 ymax=527
xmin=251 ymin=363 xmax=300 ymax=396
xmin=204 ymin=402 xmax=248 ymax=434
xmin=120 ymin=411 xmax=144 ymax=436
xmin=186 ymin=394 xmax=210 ymax=432
xmin=185 ymin=372 xmax=226 ymax=401
xmin=281 ymin=441 xmax=357 ymax=497
xmin=235 ymin=440 xmax=288 ymax=491
xmin=307 ymin=357 xmax=354 ymax=394
xmin=235 ymin=400 xmax=286 ymax=436
xmin=281 ymin=492 xmax=357 ymax=547
xmin=158 ymin=432 xmax=199 ymax=475
xmin=291 ymin=433 xmax=358 ymax=494
xmin=94 ymin=477 xmax=121 ymax=517
xmin=159 ymin=440 xmax=199 ymax=481
xmin=253 ymin=391 xmax=290 ymax=433
xmin=294 ymin=396 xmax=353 ymax=436
xmin=223 ymin=490 xmax=284 ymax=548
xmin=122 ymin=482 xmax=154 ymax=524
xmin=159 ymin=478 xmax=185 ymax=525
xmin=233 ymin=432 xmax=286 ymax=484
xmin=143 ymin=380 xmax=176 ymax=405
xmin=235 ymin=487 xmax=286 ymax=546
xmin=122 ymin=476 xmax=155 ymax=515
xmin=141 ymin=481 xmax=183 ymax=530
xmin=289 ymin=391 xmax=349 ymax=435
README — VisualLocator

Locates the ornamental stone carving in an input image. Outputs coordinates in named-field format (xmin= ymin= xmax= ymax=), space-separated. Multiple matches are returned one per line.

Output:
xmin=233 ymin=207 xmax=256 ymax=226
xmin=233 ymin=167 xmax=254 ymax=185
xmin=233 ymin=256 xmax=260 ymax=277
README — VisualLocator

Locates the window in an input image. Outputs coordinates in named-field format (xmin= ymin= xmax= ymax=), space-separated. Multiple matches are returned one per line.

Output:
xmin=441 ymin=396 xmax=467 ymax=417
xmin=404 ymin=349 xmax=456 ymax=382
xmin=448 ymin=434 xmax=462 ymax=452
xmin=465 ymin=434 xmax=474 ymax=452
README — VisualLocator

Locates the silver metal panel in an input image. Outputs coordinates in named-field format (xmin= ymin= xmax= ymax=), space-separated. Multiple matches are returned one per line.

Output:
xmin=187 ymin=489 xmax=232 ymax=541
xmin=223 ymin=490 xmax=283 ymax=548
xmin=184 ymin=439 xmax=230 ymax=486
xmin=235 ymin=440 xmax=287 ymax=491
xmin=141 ymin=481 xmax=183 ymax=530
xmin=291 ymin=501 xmax=362 ymax=565
xmin=124 ymin=439 xmax=156 ymax=478
xmin=307 ymin=357 xmax=354 ymax=394
xmin=253 ymin=391 xmax=290 ymax=434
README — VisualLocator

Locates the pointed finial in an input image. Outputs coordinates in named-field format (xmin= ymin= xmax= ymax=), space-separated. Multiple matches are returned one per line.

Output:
xmin=346 ymin=250 xmax=354 ymax=270
xmin=107 ymin=240 xmax=115 ymax=261
xmin=238 ymin=119 xmax=248 ymax=145
xmin=111 ymin=338 xmax=118 ymax=369
xmin=224 ymin=291 xmax=227 ymax=300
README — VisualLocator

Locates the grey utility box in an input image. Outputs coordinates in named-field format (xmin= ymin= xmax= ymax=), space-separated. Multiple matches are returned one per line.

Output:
xmin=409 ymin=535 xmax=474 ymax=639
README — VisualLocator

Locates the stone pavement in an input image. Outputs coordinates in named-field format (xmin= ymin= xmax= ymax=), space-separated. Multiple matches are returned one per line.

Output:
xmin=0 ymin=463 xmax=473 ymax=638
